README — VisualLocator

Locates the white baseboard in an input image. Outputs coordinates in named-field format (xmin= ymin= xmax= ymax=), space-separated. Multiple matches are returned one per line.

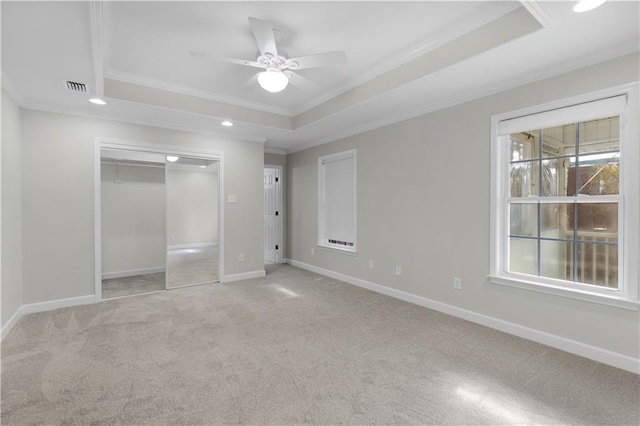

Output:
xmin=1 ymin=306 xmax=24 ymax=340
xmin=102 ymin=266 xmax=165 ymax=280
xmin=222 ymin=270 xmax=266 ymax=283
xmin=1 ymin=295 xmax=96 ymax=341
xmin=286 ymin=258 xmax=640 ymax=374
xmin=168 ymin=242 xmax=218 ymax=250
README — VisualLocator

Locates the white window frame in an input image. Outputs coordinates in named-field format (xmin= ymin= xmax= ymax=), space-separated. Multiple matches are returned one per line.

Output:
xmin=318 ymin=149 xmax=357 ymax=254
xmin=489 ymin=84 xmax=639 ymax=310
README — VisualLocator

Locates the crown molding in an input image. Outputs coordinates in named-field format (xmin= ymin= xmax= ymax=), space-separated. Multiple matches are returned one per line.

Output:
xmin=290 ymin=1 xmax=521 ymax=116
xmin=89 ymin=0 xmax=105 ymax=98
xmin=288 ymin=48 xmax=639 ymax=154
xmin=1 ymin=71 xmax=25 ymax=105
xmin=264 ymin=148 xmax=287 ymax=155
xmin=105 ymin=69 xmax=293 ymax=117
xmin=519 ymin=0 xmax=557 ymax=29
xmin=20 ymin=100 xmax=267 ymax=144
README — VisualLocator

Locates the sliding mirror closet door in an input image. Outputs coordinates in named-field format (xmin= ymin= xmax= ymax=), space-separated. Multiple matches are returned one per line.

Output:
xmin=166 ymin=157 xmax=220 ymax=288
xmin=100 ymin=150 xmax=167 ymax=298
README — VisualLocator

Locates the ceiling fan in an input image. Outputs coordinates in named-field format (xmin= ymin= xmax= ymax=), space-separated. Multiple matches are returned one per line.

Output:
xmin=191 ymin=17 xmax=347 ymax=93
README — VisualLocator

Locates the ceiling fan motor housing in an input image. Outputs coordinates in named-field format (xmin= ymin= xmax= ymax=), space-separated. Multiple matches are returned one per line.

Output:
xmin=257 ymin=53 xmax=297 ymax=70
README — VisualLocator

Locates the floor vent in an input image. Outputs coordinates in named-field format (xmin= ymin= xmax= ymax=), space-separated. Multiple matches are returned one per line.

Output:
xmin=64 ymin=80 xmax=87 ymax=93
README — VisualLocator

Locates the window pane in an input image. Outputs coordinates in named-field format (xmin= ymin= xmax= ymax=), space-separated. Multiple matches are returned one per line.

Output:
xmin=540 ymin=240 xmax=574 ymax=282
xmin=509 ymin=237 xmax=537 ymax=276
xmin=578 ymin=116 xmax=619 ymax=154
xmin=541 ymin=203 xmax=573 ymax=239
xmin=510 ymin=161 xmax=538 ymax=197
xmin=541 ymin=159 xmax=560 ymax=196
xmin=576 ymin=203 xmax=618 ymax=236
xmin=543 ymin=123 xmax=575 ymax=157
xmin=575 ymin=154 xmax=619 ymax=195
xmin=576 ymin=243 xmax=618 ymax=288
xmin=510 ymin=133 xmax=539 ymax=161
xmin=509 ymin=204 xmax=537 ymax=237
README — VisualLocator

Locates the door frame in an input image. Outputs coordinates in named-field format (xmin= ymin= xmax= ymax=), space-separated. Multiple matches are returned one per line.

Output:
xmin=94 ymin=137 xmax=224 ymax=301
xmin=264 ymin=164 xmax=284 ymax=264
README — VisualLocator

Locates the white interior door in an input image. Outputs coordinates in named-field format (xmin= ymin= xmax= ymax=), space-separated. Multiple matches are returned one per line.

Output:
xmin=264 ymin=167 xmax=280 ymax=263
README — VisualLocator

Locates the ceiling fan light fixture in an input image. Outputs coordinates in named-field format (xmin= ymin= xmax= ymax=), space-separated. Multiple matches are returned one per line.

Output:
xmin=257 ymin=69 xmax=289 ymax=93
xmin=573 ymin=0 xmax=607 ymax=12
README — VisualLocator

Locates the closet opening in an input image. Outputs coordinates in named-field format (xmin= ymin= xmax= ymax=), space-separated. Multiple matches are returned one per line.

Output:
xmin=95 ymin=140 xmax=223 ymax=300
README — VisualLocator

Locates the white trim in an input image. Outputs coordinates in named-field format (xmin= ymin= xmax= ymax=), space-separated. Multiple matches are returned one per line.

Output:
xmin=2 ymin=295 xmax=97 ymax=340
xmin=88 ymin=0 xmax=105 ymax=98
xmin=94 ymin=138 xmax=225 ymax=300
xmin=264 ymin=148 xmax=287 ymax=155
xmin=518 ymin=0 xmax=556 ymax=29
xmin=105 ymin=70 xmax=293 ymax=117
xmin=21 ymin=295 xmax=96 ymax=315
xmin=1 ymin=71 xmax=25 ymax=105
xmin=221 ymin=270 xmax=266 ymax=283
xmin=94 ymin=141 xmax=103 ymax=301
xmin=102 ymin=266 xmax=165 ymax=280
xmin=167 ymin=242 xmax=218 ymax=250
xmin=286 ymin=259 xmax=640 ymax=374
xmin=1 ymin=307 xmax=23 ymax=340
xmin=489 ymin=275 xmax=639 ymax=311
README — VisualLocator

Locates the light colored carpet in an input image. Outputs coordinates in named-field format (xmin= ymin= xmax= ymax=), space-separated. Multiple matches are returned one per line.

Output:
xmin=102 ymin=272 xmax=166 ymax=299
xmin=2 ymin=265 xmax=638 ymax=425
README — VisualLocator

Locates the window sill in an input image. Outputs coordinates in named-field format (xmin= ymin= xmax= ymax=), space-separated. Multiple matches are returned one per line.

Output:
xmin=488 ymin=274 xmax=639 ymax=311
xmin=317 ymin=245 xmax=358 ymax=256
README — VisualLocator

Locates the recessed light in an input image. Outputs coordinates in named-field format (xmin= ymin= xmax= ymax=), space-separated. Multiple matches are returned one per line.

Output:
xmin=573 ymin=0 xmax=607 ymax=12
xmin=89 ymin=98 xmax=106 ymax=105
xmin=200 ymin=165 xmax=207 ymax=169
xmin=166 ymin=155 xmax=179 ymax=162
xmin=221 ymin=120 xmax=233 ymax=127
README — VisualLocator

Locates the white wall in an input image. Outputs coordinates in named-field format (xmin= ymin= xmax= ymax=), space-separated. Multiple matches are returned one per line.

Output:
xmin=21 ymin=110 xmax=264 ymax=304
xmin=286 ymin=53 xmax=640 ymax=360
xmin=1 ymin=88 xmax=23 ymax=329
xmin=101 ymin=162 xmax=165 ymax=275
xmin=166 ymin=167 xmax=218 ymax=247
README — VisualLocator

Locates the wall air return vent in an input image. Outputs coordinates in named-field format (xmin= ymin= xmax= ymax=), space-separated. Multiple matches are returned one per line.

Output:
xmin=63 ymin=80 xmax=87 ymax=93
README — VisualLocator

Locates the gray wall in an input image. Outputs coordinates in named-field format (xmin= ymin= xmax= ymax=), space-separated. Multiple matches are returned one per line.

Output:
xmin=21 ymin=109 xmax=264 ymax=304
xmin=101 ymin=162 xmax=166 ymax=275
xmin=286 ymin=53 xmax=640 ymax=359
xmin=1 ymin=89 xmax=23 ymax=328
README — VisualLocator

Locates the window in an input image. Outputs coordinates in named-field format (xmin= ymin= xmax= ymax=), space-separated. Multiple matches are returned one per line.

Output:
xmin=318 ymin=150 xmax=357 ymax=253
xmin=490 ymin=86 xmax=639 ymax=308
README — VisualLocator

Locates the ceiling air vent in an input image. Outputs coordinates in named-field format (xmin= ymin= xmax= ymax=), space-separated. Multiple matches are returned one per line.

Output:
xmin=64 ymin=80 xmax=87 ymax=93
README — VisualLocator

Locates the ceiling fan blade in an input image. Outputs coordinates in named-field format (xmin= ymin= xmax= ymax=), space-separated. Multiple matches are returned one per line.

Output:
xmin=243 ymin=73 xmax=259 ymax=89
xmin=248 ymin=17 xmax=278 ymax=57
xmin=286 ymin=71 xmax=318 ymax=92
xmin=190 ymin=51 xmax=263 ymax=68
xmin=286 ymin=51 xmax=347 ymax=70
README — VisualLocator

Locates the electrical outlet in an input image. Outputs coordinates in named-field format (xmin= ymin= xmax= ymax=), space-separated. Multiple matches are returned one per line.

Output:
xmin=228 ymin=195 xmax=237 ymax=203
xmin=368 ymin=260 xmax=374 ymax=270
xmin=311 ymin=247 xmax=315 ymax=255
xmin=239 ymin=253 xmax=245 ymax=262
xmin=395 ymin=265 xmax=402 ymax=276
xmin=454 ymin=277 xmax=462 ymax=290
